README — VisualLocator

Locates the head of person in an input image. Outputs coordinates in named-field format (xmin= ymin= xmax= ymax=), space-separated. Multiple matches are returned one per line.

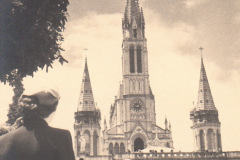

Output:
xmin=18 ymin=89 xmax=60 ymax=125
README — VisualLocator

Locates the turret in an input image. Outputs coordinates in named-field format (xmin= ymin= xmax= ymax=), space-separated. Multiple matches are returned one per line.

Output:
xmin=190 ymin=48 xmax=222 ymax=152
xmin=74 ymin=57 xmax=101 ymax=157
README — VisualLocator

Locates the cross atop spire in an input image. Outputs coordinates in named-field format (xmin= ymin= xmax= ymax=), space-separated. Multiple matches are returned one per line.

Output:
xmin=199 ymin=46 xmax=204 ymax=60
xmin=77 ymin=58 xmax=95 ymax=111
xmin=196 ymin=48 xmax=216 ymax=111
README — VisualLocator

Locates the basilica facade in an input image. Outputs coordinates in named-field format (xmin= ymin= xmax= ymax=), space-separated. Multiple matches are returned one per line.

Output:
xmin=74 ymin=0 xmax=173 ymax=158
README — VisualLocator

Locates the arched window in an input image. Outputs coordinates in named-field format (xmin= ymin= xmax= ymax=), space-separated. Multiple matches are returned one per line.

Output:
xmin=109 ymin=143 xmax=113 ymax=154
xmin=166 ymin=142 xmax=170 ymax=148
xmin=120 ymin=143 xmax=125 ymax=154
xmin=199 ymin=130 xmax=205 ymax=151
xmin=133 ymin=29 xmax=137 ymax=38
xmin=207 ymin=129 xmax=214 ymax=150
xmin=137 ymin=46 xmax=142 ymax=73
xmin=129 ymin=45 xmax=135 ymax=73
xmin=138 ymin=81 xmax=141 ymax=91
xmin=114 ymin=143 xmax=119 ymax=154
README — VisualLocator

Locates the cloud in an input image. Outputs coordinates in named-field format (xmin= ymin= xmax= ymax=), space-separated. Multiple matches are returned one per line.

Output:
xmin=144 ymin=0 xmax=240 ymax=80
xmin=68 ymin=0 xmax=240 ymax=79
xmin=68 ymin=0 xmax=125 ymax=19
xmin=184 ymin=0 xmax=209 ymax=8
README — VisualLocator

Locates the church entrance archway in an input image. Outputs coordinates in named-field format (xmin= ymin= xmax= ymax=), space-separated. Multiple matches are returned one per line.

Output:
xmin=134 ymin=138 xmax=144 ymax=152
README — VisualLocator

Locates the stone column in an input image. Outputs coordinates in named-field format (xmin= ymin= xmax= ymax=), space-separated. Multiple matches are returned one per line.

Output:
xmin=215 ymin=129 xmax=219 ymax=152
xmin=196 ymin=133 xmax=200 ymax=151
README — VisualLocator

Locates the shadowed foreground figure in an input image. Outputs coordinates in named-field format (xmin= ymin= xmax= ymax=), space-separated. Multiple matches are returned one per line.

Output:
xmin=0 ymin=89 xmax=75 ymax=160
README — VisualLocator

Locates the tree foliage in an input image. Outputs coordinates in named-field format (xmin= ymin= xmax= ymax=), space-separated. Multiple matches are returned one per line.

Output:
xmin=0 ymin=0 xmax=69 ymax=85
xmin=6 ymin=70 xmax=25 ymax=125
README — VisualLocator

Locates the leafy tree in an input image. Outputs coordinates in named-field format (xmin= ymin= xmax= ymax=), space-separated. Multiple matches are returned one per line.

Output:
xmin=6 ymin=70 xmax=25 ymax=125
xmin=0 ymin=0 xmax=69 ymax=85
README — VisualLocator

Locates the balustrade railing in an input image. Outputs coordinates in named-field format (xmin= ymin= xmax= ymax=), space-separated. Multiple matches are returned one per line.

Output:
xmin=113 ymin=151 xmax=240 ymax=159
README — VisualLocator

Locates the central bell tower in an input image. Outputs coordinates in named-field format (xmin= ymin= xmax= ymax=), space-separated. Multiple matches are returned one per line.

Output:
xmin=121 ymin=0 xmax=156 ymax=133
xmin=103 ymin=0 xmax=173 ymax=154
xmin=122 ymin=0 xmax=150 ymax=96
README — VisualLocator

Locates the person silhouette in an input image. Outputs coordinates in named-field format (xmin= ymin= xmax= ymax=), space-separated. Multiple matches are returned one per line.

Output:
xmin=0 ymin=89 xmax=75 ymax=160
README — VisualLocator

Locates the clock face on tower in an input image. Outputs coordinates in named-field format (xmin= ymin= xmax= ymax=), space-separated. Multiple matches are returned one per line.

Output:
xmin=131 ymin=99 xmax=144 ymax=112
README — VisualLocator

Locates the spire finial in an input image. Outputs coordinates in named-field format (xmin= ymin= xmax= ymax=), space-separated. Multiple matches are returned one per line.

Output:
xmin=84 ymin=48 xmax=88 ymax=62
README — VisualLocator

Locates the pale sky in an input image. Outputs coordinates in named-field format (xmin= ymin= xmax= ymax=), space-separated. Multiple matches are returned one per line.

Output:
xmin=1 ymin=0 xmax=240 ymax=152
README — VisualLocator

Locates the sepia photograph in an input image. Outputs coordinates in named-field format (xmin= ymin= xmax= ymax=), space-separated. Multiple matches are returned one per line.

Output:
xmin=0 ymin=0 xmax=240 ymax=159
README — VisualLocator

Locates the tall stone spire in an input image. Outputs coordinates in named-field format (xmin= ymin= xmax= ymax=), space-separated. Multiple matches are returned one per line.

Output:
xmin=196 ymin=56 xmax=216 ymax=111
xmin=77 ymin=57 xmax=95 ymax=111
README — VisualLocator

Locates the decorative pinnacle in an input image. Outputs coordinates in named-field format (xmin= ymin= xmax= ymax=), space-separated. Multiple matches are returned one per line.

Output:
xmin=165 ymin=116 xmax=168 ymax=124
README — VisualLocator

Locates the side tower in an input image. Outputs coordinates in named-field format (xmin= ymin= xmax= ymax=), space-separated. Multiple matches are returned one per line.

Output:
xmin=190 ymin=53 xmax=222 ymax=152
xmin=74 ymin=58 xmax=101 ymax=157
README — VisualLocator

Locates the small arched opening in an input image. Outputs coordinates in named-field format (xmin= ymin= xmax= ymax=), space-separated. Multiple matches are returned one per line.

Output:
xmin=207 ymin=128 xmax=214 ymax=151
xmin=109 ymin=143 xmax=113 ymax=155
xmin=84 ymin=130 xmax=91 ymax=155
xmin=166 ymin=142 xmax=170 ymax=148
xmin=137 ymin=46 xmax=142 ymax=73
xmin=199 ymin=130 xmax=205 ymax=151
xmin=114 ymin=143 xmax=119 ymax=154
xmin=129 ymin=45 xmax=135 ymax=73
xmin=120 ymin=143 xmax=125 ymax=154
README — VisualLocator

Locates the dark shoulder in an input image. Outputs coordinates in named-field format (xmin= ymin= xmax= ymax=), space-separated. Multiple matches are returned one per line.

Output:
xmin=0 ymin=127 xmax=37 ymax=157
xmin=48 ymin=127 xmax=71 ymax=138
xmin=0 ymin=126 xmax=27 ymax=145
xmin=0 ymin=130 xmax=14 ymax=155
